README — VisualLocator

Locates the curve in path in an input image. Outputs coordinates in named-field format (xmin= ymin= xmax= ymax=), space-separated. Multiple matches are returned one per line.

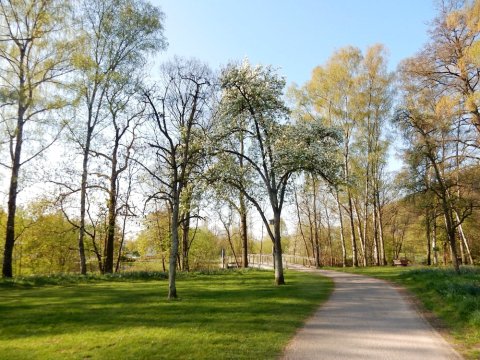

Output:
xmin=282 ymin=270 xmax=462 ymax=360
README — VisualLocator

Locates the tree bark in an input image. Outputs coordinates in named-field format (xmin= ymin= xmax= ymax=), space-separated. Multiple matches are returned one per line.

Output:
xmin=432 ymin=214 xmax=438 ymax=266
xmin=294 ymin=184 xmax=312 ymax=260
xmin=324 ymin=205 xmax=334 ymax=267
xmin=375 ymin=192 xmax=386 ymax=266
xmin=239 ymin=193 xmax=248 ymax=268
xmin=239 ymin=133 xmax=248 ymax=268
xmin=353 ymin=199 xmax=366 ymax=266
xmin=168 ymin=199 xmax=180 ymax=299
xmin=335 ymin=189 xmax=347 ymax=267
xmin=273 ymin=210 xmax=285 ymax=285
xmin=347 ymin=191 xmax=358 ymax=267
xmin=455 ymin=212 xmax=473 ymax=265
xmin=103 ymin=143 xmax=118 ymax=274
xmin=426 ymin=207 xmax=432 ymax=266
xmin=181 ymin=211 xmax=190 ymax=271
xmin=3 ymin=48 xmax=27 ymax=278
xmin=3 ymin=112 xmax=24 ymax=278
xmin=77 ymin=131 xmax=91 ymax=275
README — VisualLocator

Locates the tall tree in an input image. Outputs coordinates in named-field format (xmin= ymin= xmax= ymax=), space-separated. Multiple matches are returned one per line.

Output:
xmin=94 ymin=75 xmax=144 ymax=273
xmin=0 ymin=0 xmax=72 ymax=277
xmin=214 ymin=61 xmax=340 ymax=284
xmin=70 ymin=0 xmax=166 ymax=274
xmin=402 ymin=0 xmax=480 ymax=141
xmin=356 ymin=44 xmax=393 ymax=266
xmin=143 ymin=57 xmax=214 ymax=299
xmin=292 ymin=45 xmax=393 ymax=267
xmin=395 ymin=70 xmax=473 ymax=272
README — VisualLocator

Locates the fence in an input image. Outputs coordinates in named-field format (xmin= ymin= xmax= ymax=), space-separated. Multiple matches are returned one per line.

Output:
xmin=221 ymin=253 xmax=316 ymax=269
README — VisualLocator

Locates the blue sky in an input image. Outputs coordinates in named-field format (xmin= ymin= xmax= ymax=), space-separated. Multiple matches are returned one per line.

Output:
xmin=153 ymin=0 xmax=436 ymax=86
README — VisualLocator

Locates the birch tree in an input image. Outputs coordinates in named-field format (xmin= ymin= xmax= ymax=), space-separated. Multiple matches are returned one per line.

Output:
xmin=395 ymin=70 xmax=473 ymax=272
xmin=402 ymin=0 xmax=480 ymax=141
xmin=292 ymin=45 xmax=393 ymax=267
xmin=69 ymin=0 xmax=165 ymax=274
xmin=0 ymin=0 xmax=72 ymax=277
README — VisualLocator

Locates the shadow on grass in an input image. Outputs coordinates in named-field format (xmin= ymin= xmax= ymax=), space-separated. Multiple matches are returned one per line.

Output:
xmin=0 ymin=270 xmax=333 ymax=359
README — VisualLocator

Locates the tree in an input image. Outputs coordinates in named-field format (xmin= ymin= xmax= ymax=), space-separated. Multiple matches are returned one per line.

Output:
xmin=291 ymin=45 xmax=393 ymax=267
xmin=402 ymin=0 xmax=480 ymax=141
xmin=11 ymin=201 xmax=78 ymax=275
xmin=143 ymin=57 xmax=214 ymax=299
xmin=0 ymin=0 xmax=72 ymax=277
xmin=95 ymin=74 xmax=144 ymax=274
xmin=395 ymin=70 xmax=473 ymax=272
xmin=69 ymin=0 xmax=166 ymax=274
xmin=214 ymin=61 xmax=340 ymax=285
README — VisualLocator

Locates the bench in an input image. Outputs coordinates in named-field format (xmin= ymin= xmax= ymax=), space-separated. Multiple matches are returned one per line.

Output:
xmin=393 ymin=259 xmax=409 ymax=266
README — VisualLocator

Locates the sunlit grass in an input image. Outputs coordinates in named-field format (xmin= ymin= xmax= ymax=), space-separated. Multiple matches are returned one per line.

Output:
xmin=333 ymin=265 xmax=480 ymax=359
xmin=0 ymin=269 xmax=332 ymax=359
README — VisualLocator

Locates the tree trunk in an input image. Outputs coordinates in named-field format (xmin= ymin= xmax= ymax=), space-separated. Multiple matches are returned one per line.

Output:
xmin=458 ymin=229 xmax=465 ymax=265
xmin=455 ymin=211 xmax=473 ymax=265
xmin=353 ymin=199 xmax=366 ymax=266
xmin=181 ymin=212 xmax=190 ymax=271
xmin=104 ymin=149 xmax=118 ymax=274
xmin=239 ymin=193 xmax=248 ymax=268
xmin=168 ymin=199 xmax=180 ymax=299
xmin=372 ymin=199 xmax=380 ymax=266
xmin=77 ymin=131 xmax=91 ymax=275
xmin=312 ymin=178 xmax=321 ymax=268
xmin=3 ymin=51 xmax=26 ymax=278
xmin=273 ymin=210 xmax=285 ymax=285
xmin=432 ymin=215 xmax=438 ymax=266
xmin=325 ymin=206 xmax=334 ymax=267
xmin=347 ymin=191 xmax=358 ymax=267
xmin=426 ymin=208 xmax=431 ymax=266
xmin=376 ymin=194 xmax=386 ymax=266
xmin=362 ymin=164 xmax=369 ymax=267
xmin=443 ymin=210 xmax=460 ymax=272
xmin=3 ymin=111 xmax=24 ymax=278
xmin=294 ymin=185 xmax=311 ymax=260
xmin=335 ymin=189 xmax=347 ymax=267
xmin=238 ymin=131 xmax=248 ymax=268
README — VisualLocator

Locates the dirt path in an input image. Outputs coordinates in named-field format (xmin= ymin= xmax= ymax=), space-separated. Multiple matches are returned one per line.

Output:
xmin=282 ymin=269 xmax=462 ymax=360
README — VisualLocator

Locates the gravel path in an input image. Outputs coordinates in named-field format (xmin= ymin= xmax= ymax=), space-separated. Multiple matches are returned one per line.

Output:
xmin=282 ymin=269 xmax=462 ymax=360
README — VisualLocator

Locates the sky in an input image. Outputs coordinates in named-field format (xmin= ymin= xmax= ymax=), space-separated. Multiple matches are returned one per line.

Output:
xmin=148 ymin=0 xmax=439 ymax=235
xmin=152 ymin=0 xmax=436 ymax=86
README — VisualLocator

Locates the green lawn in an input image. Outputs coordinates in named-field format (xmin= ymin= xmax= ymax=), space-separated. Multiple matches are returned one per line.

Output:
xmin=332 ymin=266 xmax=480 ymax=359
xmin=0 ymin=269 xmax=332 ymax=360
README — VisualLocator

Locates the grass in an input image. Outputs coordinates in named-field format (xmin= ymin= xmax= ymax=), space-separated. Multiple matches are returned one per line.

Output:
xmin=0 ymin=269 xmax=333 ymax=360
xmin=332 ymin=265 xmax=480 ymax=359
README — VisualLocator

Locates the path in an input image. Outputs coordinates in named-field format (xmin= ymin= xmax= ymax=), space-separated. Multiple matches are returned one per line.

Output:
xmin=282 ymin=269 xmax=462 ymax=360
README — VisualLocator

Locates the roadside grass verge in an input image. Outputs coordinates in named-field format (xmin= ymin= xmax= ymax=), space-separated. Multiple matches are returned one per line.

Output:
xmin=333 ymin=266 xmax=480 ymax=359
xmin=0 ymin=269 xmax=332 ymax=360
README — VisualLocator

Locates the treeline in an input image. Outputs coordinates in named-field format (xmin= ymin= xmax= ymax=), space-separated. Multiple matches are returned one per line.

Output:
xmin=1 ymin=0 xmax=480 ymax=298
xmin=0 ymin=0 xmax=340 ymax=298
xmin=284 ymin=0 xmax=480 ymax=271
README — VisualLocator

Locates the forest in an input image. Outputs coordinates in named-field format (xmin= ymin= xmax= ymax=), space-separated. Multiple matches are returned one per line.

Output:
xmin=1 ymin=0 xmax=480 ymax=300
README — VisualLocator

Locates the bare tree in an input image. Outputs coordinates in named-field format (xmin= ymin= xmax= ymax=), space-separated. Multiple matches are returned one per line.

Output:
xmin=143 ymin=58 xmax=214 ymax=299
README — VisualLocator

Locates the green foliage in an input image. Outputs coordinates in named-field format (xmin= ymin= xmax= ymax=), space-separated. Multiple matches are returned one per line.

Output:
xmin=1 ymin=201 xmax=79 ymax=276
xmin=188 ymin=227 xmax=222 ymax=270
xmin=0 ymin=270 xmax=333 ymax=359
